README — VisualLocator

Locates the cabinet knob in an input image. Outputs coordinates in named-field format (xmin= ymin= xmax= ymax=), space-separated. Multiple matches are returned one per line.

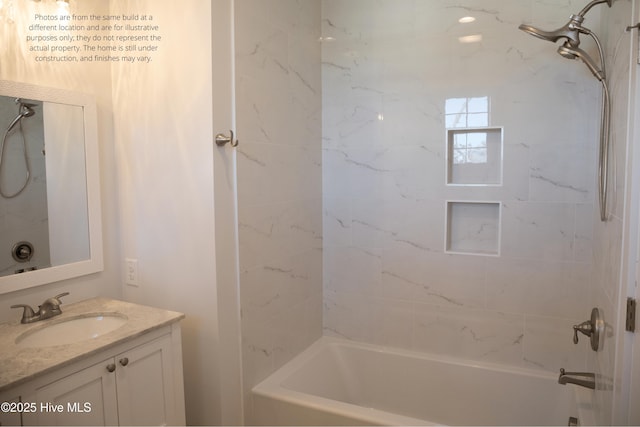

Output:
xmin=119 ymin=357 xmax=129 ymax=366
xmin=106 ymin=363 xmax=116 ymax=373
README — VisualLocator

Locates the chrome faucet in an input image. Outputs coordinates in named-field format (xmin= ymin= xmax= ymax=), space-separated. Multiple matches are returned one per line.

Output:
xmin=11 ymin=292 xmax=70 ymax=324
xmin=558 ymin=368 xmax=596 ymax=389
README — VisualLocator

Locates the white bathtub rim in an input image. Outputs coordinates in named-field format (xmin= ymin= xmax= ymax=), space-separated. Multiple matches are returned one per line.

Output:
xmin=252 ymin=336 xmax=566 ymax=426
xmin=257 ymin=336 xmax=560 ymax=389
xmin=253 ymin=386 xmax=437 ymax=426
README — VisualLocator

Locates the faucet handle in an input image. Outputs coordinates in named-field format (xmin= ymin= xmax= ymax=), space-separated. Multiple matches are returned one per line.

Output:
xmin=38 ymin=292 xmax=69 ymax=320
xmin=573 ymin=320 xmax=593 ymax=344
xmin=53 ymin=292 xmax=70 ymax=302
xmin=11 ymin=304 xmax=36 ymax=324
xmin=45 ymin=292 xmax=70 ymax=307
xmin=572 ymin=307 xmax=604 ymax=351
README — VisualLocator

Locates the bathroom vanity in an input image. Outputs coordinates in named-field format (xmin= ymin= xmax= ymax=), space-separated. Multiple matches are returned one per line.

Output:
xmin=0 ymin=297 xmax=185 ymax=426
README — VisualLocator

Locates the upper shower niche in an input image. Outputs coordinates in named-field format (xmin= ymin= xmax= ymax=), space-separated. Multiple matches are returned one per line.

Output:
xmin=447 ymin=127 xmax=503 ymax=186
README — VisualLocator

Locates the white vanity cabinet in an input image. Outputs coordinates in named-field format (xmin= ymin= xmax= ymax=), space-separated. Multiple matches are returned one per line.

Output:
xmin=25 ymin=356 xmax=119 ymax=426
xmin=1 ymin=324 xmax=185 ymax=426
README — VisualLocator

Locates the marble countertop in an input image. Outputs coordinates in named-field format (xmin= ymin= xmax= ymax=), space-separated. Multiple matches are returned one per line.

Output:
xmin=0 ymin=297 xmax=184 ymax=393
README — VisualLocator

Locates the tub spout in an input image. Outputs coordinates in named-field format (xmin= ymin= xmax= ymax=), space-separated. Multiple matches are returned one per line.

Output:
xmin=558 ymin=368 xmax=595 ymax=389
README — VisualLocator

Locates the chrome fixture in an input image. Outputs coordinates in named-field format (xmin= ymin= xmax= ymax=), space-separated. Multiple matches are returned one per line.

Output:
xmin=0 ymin=98 xmax=38 ymax=199
xmin=626 ymin=23 xmax=640 ymax=32
xmin=11 ymin=241 xmax=34 ymax=263
xmin=519 ymin=0 xmax=612 ymax=221
xmin=215 ymin=129 xmax=239 ymax=147
xmin=11 ymin=292 xmax=70 ymax=324
xmin=519 ymin=0 xmax=612 ymax=44
xmin=6 ymin=99 xmax=37 ymax=133
xmin=573 ymin=307 xmax=604 ymax=351
xmin=558 ymin=368 xmax=596 ymax=389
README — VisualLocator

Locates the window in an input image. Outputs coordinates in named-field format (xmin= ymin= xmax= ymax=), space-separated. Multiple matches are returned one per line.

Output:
xmin=445 ymin=96 xmax=489 ymax=129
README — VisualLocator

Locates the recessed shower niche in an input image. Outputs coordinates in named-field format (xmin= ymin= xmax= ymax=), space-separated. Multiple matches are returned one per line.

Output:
xmin=446 ymin=127 xmax=503 ymax=185
xmin=446 ymin=201 xmax=501 ymax=256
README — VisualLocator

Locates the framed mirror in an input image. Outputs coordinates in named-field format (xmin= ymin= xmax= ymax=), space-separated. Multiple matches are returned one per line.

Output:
xmin=0 ymin=80 xmax=103 ymax=294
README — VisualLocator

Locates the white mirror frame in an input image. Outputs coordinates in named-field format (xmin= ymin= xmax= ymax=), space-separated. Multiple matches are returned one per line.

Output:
xmin=0 ymin=80 xmax=103 ymax=294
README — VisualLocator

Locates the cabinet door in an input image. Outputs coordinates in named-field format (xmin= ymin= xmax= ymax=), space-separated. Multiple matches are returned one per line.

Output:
xmin=115 ymin=334 xmax=177 ymax=426
xmin=23 ymin=359 xmax=118 ymax=426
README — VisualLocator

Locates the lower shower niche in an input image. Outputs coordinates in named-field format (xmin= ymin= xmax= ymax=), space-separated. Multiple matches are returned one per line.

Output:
xmin=446 ymin=201 xmax=501 ymax=256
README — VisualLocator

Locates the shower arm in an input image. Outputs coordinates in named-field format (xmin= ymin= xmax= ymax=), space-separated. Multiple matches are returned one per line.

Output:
xmin=578 ymin=0 xmax=612 ymax=17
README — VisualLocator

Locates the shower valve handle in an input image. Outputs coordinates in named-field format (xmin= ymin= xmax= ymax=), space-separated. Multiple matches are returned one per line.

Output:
xmin=571 ymin=308 xmax=604 ymax=351
xmin=573 ymin=321 xmax=593 ymax=344
xmin=215 ymin=130 xmax=239 ymax=147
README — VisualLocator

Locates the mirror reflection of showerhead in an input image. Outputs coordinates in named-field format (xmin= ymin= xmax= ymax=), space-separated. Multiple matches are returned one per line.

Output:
xmin=6 ymin=99 xmax=37 ymax=133
xmin=20 ymin=104 xmax=36 ymax=118
xmin=15 ymin=98 xmax=37 ymax=118
xmin=1 ymin=99 xmax=37 ymax=198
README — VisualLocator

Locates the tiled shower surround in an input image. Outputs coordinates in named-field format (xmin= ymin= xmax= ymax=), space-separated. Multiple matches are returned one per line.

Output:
xmin=235 ymin=0 xmax=632 ymax=423
xmin=589 ymin=1 xmax=633 ymax=423
xmin=234 ymin=0 xmax=323 ymax=420
xmin=322 ymin=0 xmax=603 ymax=371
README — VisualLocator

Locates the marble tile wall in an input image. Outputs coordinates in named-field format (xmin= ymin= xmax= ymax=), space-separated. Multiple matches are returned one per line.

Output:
xmin=234 ymin=0 xmax=323 ymax=422
xmin=322 ymin=0 xmax=603 ymax=373
xmin=589 ymin=0 xmax=633 ymax=424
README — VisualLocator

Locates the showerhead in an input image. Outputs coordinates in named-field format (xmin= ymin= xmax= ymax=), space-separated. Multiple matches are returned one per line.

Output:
xmin=518 ymin=2 xmax=608 ymax=83
xmin=518 ymin=14 xmax=584 ymax=47
xmin=518 ymin=0 xmax=612 ymax=223
xmin=19 ymin=105 xmax=36 ymax=118
xmin=558 ymin=42 xmax=605 ymax=81
xmin=14 ymin=98 xmax=37 ymax=118
xmin=5 ymin=100 xmax=37 ymax=133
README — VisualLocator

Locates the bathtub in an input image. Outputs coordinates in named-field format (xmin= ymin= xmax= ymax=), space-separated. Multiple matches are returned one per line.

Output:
xmin=253 ymin=337 xmax=595 ymax=426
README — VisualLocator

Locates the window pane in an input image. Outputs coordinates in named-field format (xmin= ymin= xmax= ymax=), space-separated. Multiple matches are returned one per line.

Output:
xmin=467 ymin=148 xmax=487 ymax=164
xmin=467 ymin=113 xmax=488 ymax=127
xmin=446 ymin=114 xmax=466 ymax=128
xmin=445 ymin=98 xmax=468 ymax=115
xmin=467 ymin=132 xmax=487 ymax=148
xmin=467 ymin=97 xmax=488 ymax=113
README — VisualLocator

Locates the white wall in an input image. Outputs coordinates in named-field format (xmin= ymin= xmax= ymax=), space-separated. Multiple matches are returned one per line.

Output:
xmin=321 ymin=0 xmax=600 ymax=372
xmin=0 ymin=0 xmax=121 ymax=322
xmin=1 ymin=1 xmax=223 ymax=423
xmin=109 ymin=0 xmax=220 ymax=424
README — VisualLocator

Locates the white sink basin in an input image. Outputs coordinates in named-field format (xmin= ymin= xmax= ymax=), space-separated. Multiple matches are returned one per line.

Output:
xmin=15 ymin=313 xmax=128 ymax=348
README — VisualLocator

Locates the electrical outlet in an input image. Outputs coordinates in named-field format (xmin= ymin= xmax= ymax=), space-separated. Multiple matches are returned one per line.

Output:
xmin=125 ymin=258 xmax=139 ymax=286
